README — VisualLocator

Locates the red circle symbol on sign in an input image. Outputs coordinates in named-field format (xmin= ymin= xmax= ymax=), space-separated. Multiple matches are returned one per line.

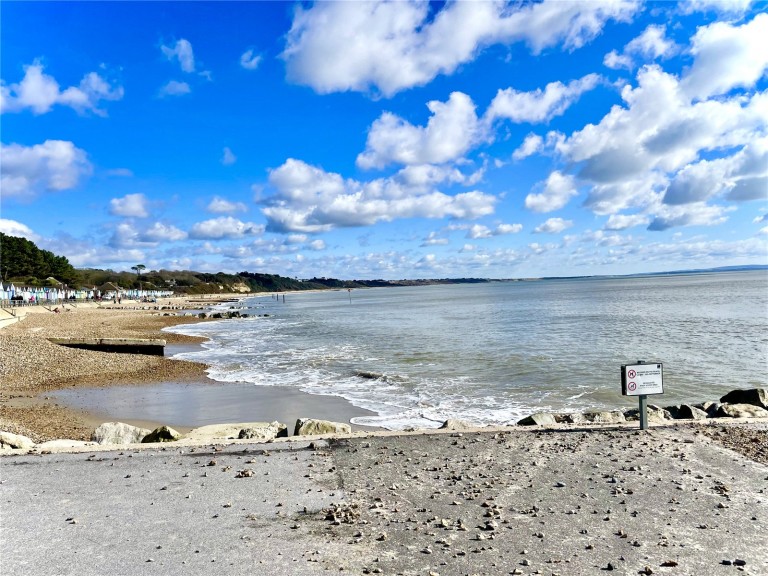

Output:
xmin=628 ymin=369 xmax=637 ymax=378
xmin=628 ymin=381 xmax=637 ymax=391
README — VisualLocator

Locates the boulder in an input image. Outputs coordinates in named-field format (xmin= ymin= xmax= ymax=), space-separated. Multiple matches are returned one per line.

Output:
xmin=696 ymin=401 xmax=722 ymax=417
xmin=555 ymin=412 xmax=588 ymax=425
xmin=439 ymin=419 xmax=476 ymax=430
xmin=91 ymin=422 xmax=151 ymax=445
xmin=142 ymin=426 xmax=182 ymax=443
xmin=516 ymin=412 xmax=558 ymax=426
xmin=665 ymin=404 xmax=708 ymax=420
xmin=239 ymin=422 xmax=287 ymax=440
xmin=182 ymin=422 xmax=285 ymax=443
xmin=719 ymin=388 xmax=768 ymax=410
xmin=624 ymin=405 xmax=670 ymax=423
xmin=294 ymin=418 xmax=352 ymax=436
xmin=0 ymin=431 xmax=35 ymax=450
xmin=584 ymin=410 xmax=626 ymax=424
xmin=715 ymin=403 xmax=768 ymax=419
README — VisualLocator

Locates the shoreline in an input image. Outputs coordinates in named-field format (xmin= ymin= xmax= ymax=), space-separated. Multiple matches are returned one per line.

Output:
xmin=0 ymin=296 xmax=377 ymax=442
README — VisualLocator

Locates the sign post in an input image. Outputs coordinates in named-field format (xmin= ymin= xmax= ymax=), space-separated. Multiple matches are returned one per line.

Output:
xmin=621 ymin=361 xmax=664 ymax=430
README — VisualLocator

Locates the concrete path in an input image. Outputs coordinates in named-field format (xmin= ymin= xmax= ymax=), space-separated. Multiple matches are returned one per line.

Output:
xmin=2 ymin=425 xmax=767 ymax=575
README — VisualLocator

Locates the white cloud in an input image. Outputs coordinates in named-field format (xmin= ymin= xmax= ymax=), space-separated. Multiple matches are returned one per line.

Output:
xmin=604 ymin=213 xmax=651 ymax=230
xmin=283 ymin=0 xmax=639 ymax=96
xmin=603 ymin=49 xmax=633 ymax=70
xmin=0 ymin=140 xmax=92 ymax=197
xmin=264 ymin=158 xmax=496 ymax=233
xmin=0 ymin=61 xmax=123 ymax=116
xmin=189 ymin=216 xmax=265 ymax=239
xmin=466 ymin=222 xmax=523 ymax=239
xmin=222 ymin=147 xmax=237 ymax=165
xmin=141 ymin=222 xmax=187 ymax=242
xmin=487 ymin=74 xmax=601 ymax=124
xmin=682 ymin=0 xmax=754 ymax=16
xmin=161 ymin=39 xmax=196 ymax=73
xmin=0 ymin=219 xmax=39 ymax=241
xmin=626 ymin=25 xmax=677 ymax=60
xmin=422 ymin=231 xmax=450 ymax=246
xmin=240 ymin=49 xmax=262 ymax=70
xmin=109 ymin=193 xmax=149 ymax=218
xmin=495 ymin=223 xmax=523 ymax=235
xmin=648 ymin=203 xmax=733 ymax=231
xmin=534 ymin=217 xmax=573 ymax=233
xmin=308 ymin=239 xmax=326 ymax=251
xmin=207 ymin=196 xmax=248 ymax=214
xmin=158 ymin=80 xmax=190 ymax=97
xmin=682 ymin=14 xmax=768 ymax=100
xmin=357 ymin=92 xmax=484 ymax=169
xmin=513 ymin=133 xmax=544 ymax=160
xmin=525 ymin=171 xmax=578 ymax=213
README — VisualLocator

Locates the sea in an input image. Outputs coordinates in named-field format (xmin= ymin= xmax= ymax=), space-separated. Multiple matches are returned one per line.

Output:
xmin=164 ymin=270 xmax=768 ymax=430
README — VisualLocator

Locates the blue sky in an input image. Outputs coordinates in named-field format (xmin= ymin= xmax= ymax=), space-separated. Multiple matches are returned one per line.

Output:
xmin=1 ymin=1 xmax=766 ymax=279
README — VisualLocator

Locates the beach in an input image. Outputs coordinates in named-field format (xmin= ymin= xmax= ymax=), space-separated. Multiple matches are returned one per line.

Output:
xmin=2 ymin=298 xmax=767 ymax=575
xmin=0 ymin=298 xmax=375 ymax=442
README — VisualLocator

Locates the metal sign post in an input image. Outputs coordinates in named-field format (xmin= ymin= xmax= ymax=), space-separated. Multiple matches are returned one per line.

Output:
xmin=621 ymin=360 xmax=664 ymax=430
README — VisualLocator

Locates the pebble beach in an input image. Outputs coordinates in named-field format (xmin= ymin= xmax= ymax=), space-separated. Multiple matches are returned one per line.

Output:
xmin=0 ymin=300 xmax=212 ymax=441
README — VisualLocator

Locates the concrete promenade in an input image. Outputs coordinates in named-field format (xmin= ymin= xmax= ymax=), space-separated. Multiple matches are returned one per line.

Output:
xmin=2 ymin=423 xmax=767 ymax=576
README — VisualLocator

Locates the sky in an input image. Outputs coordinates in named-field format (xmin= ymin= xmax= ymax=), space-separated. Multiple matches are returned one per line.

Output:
xmin=1 ymin=0 xmax=767 ymax=280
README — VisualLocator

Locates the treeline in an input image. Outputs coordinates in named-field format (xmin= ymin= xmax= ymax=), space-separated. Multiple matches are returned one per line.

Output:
xmin=0 ymin=232 xmax=493 ymax=293
xmin=0 ymin=233 xmax=79 ymax=285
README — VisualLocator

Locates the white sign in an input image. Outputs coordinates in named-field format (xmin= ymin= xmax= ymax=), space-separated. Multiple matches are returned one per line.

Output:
xmin=622 ymin=363 xmax=664 ymax=396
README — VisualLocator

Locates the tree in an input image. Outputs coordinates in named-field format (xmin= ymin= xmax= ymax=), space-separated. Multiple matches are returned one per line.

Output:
xmin=131 ymin=264 xmax=146 ymax=279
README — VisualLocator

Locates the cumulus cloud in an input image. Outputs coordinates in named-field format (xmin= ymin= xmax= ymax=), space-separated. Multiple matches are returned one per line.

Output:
xmin=604 ymin=25 xmax=677 ymax=70
xmin=141 ymin=222 xmax=187 ymax=242
xmin=487 ymin=74 xmax=601 ymax=124
xmin=534 ymin=217 xmax=573 ymax=233
xmin=0 ymin=219 xmax=38 ymax=241
xmin=161 ymin=39 xmax=197 ymax=73
xmin=109 ymin=193 xmax=149 ymax=218
xmin=189 ymin=216 xmax=265 ymax=239
xmin=513 ymin=133 xmax=544 ymax=160
xmin=207 ymin=196 xmax=248 ymax=214
xmin=682 ymin=0 xmax=754 ymax=15
xmin=283 ymin=0 xmax=639 ymax=96
xmin=240 ymin=49 xmax=262 ymax=70
xmin=604 ymin=213 xmax=651 ymax=230
xmin=543 ymin=13 xmax=768 ymax=233
xmin=525 ymin=171 xmax=578 ymax=213
xmin=0 ymin=61 xmax=123 ymax=116
xmin=422 ymin=231 xmax=449 ymax=246
xmin=647 ymin=203 xmax=732 ymax=231
xmin=357 ymin=92 xmax=484 ymax=169
xmin=264 ymin=158 xmax=496 ymax=233
xmin=0 ymin=140 xmax=92 ymax=197
xmin=158 ymin=80 xmax=190 ymax=97
xmin=682 ymin=13 xmax=768 ymax=100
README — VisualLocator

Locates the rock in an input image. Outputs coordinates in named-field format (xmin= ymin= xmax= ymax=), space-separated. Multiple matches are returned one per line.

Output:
xmin=664 ymin=404 xmax=708 ymax=420
xmin=238 ymin=422 xmax=287 ymax=440
xmin=439 ymin=419 xmax=475 ymax=430
xmin=0 ymin=431 xmax=35 ymax=450
xmin=142 ymin=426 xmax=182 ymax=443
xmin=517 ymin=413 xmax=558 ymax=426
xmin=584 ymin=411 xmax=626 ymax=424
xmin=555 ymin=413 xmax=588 ymax=424
xmin=92 ymin=422 xmax=151 ymax=445
xmin=715 ymin=403 xmax=768 ymax=419
xmin=624 ymin=405 xmax=670 ymax=422
xmin=697 ymin=401 xmax=722 ymax=417
xmin=719 ymin=388 xmax=767 ymax=410
xmin=182 ymin=422 xmax=285 ymax=443
xmin=294 ymin=418 xmax=352 ymax=436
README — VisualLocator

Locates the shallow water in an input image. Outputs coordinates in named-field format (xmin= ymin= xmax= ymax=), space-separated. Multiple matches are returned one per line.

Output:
xmin=159 ymin=270 xmax=767 ymax=430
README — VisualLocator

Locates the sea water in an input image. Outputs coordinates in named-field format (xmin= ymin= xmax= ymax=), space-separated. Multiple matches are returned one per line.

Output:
xmin=166 ymin=271 xmax=768 ymax=430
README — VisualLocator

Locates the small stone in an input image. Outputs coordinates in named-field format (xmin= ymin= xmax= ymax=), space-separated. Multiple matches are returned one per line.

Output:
xmin=722 ymin=560 xmax=733 ymax=566
xmin=660 ymin=560 xmax=677 ymax=567
xmin=733 ymin=559 xmax=746 ymax=567
xmin=521 ymin=559 xmax=531 ymax=566
xmin=606 ymin=562 xmax=615 ymax=571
